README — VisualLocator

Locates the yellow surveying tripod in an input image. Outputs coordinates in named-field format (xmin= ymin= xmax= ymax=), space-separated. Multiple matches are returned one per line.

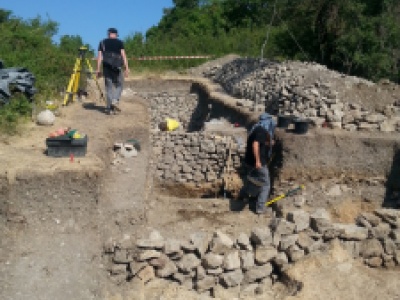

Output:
xmin=63 ymin=46 xmax=104 ymax=105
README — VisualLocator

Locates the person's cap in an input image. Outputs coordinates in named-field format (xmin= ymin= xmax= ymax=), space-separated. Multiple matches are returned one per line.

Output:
xmin=108 ymin=28 xmax=118 ymax=35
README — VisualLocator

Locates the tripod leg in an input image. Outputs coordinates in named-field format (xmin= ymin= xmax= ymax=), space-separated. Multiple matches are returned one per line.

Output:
xmin=85 ymin=59 xmax=105 ymax=102
xmin=63 ymin=58 xmax=82 ymax=105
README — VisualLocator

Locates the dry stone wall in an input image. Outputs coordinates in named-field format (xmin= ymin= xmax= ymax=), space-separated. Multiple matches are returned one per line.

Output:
xmin=104 ymin=208 xmax=400 ymax=295
xmin=139 ymin=91 xmax=199 ymax=131
xmin=204 ymin=58 xmax=400 ymax=133
xmin=152 ymin=132 xmax=244 ymax=185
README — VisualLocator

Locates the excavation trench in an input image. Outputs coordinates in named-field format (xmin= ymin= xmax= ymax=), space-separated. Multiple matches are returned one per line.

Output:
xmin=1 ymin=77 xmax=400 ymax=299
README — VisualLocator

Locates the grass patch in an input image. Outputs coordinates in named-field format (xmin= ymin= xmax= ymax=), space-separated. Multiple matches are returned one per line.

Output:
xmin=0 ymin=95 xmax=33 ymax=135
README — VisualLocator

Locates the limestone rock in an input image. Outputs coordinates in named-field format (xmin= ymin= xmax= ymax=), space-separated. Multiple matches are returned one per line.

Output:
xmin=356 ymin=212 xmax=381 ymax=228
xmin=240 ymin=251 xmax=255 ymax=270
xmin=311 ymin=216 xmax=333 ymax=234
xmin=190 ymin=232 xmax=211 ymax=257
xmin=287 ymin=210 xmax=310 ymax=232
xmin=209 ymin=231 xmax=234 ymax=254
xmin=137 ymin=250 xmax=161 ymax=262
xmin=244 ymin=264 xmax=273 ymax=284
xmin=383 ymin=238 xmax=397 ymax=256
xmin=129 ymin=261 xmax=148 ymax=276
xmin=37 ymin=109 xmax=55 ymax=126
xmin=297 ymin=232 xmax=317 ymax=253
xmin=202 ymin=253 xmax=223 ymax=269
xmin=273 ymin=251 xmax=289 ymax=267
xmin=273 ymin=219 xmax=296 ymax=236
xmin=223 ymin=250 xmax=241 ymax=271
xmin=207 ymin=267 xmax=223 ymax=275
xmin=220 ymin=269 xmax=244 ymax=287
xmin=279 ymin=234 xmax=299 ymax=251
xmin=196 ymin=276 xmax=217 ymax=292
xmin=360 ymin=239 xmax=384 ymax=259
xmin=113 ymin=249 xmax=134 ymax=264
xmin=195 ymin=266 xmax=206 ymax=281
xmin=287 ymin=245 xmax=305 ymax=262
xmin=255 ymin=246 xmax=278 ymax=265
xmin=110 ymin=264 xmax=127 ymax=276
xmin=163 ymin=239 xmax=182 ymax=254
xmin=370 ymin=222 xmax=391 ymax=240
xmin=155 ymin=259 xmax=178 ymax=278
xmin=335 ymin=224 xmax=369 ymax=241
xmin=137 ymin=266 xmax=155 ymax=283
xmin=176 ymin=253 xmax=201 ymax=273
xmin=237 ymin=233 xmax=252 ymax=250
xmin=250 ymin=228 xmax=273 ymax=246
xmin=149 ymin=254 xmax=168 ymax=269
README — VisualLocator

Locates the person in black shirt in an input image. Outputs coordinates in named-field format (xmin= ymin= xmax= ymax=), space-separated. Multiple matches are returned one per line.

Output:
xmin=96 ymin=28 xmax=129 ymax=114
xmin=240 ymin=113 xmax=275 ymax=214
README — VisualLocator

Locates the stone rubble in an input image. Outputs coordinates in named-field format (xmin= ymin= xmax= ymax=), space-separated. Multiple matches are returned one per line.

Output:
xmin=104 ymin=207 xmax=400 ymax=295
xmin=202 ymin=58 xmax=400 ymax=132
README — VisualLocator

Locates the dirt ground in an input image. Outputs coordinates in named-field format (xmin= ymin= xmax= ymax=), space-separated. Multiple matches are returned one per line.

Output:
xmin=0 ymin=76 xmax=400 ymax=300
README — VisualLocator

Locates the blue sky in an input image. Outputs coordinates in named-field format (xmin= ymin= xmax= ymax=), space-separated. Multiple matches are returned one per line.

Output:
xmin=1 ymin=0 xmax=174 ymax=50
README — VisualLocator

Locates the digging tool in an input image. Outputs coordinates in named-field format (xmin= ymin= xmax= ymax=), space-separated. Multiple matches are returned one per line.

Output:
xmin=265 ymin=185 xmax=305 ymax=206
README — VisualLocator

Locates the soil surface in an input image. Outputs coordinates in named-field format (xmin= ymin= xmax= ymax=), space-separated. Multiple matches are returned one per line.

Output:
xmin=0 ymin=76 xmax=400 ymax=300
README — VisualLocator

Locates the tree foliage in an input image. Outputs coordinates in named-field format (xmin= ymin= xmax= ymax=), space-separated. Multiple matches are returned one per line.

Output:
xmin=0 ymin=8 xmax=91 ymax=132
xmin=125 ymin=0 xmax=400 ymax=82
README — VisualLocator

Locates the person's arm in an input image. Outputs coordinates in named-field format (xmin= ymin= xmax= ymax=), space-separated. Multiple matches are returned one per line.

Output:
xmin=121 ymin=49 xmax=129 ymax=77
xmin=252 ymin=141 xmax=262 ymax=169
xmin=96 ymin=50 xmax=102 ymax=78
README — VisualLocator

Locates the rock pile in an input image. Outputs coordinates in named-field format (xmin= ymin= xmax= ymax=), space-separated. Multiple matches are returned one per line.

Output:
xmin=203 ymin=58 xmax=400 ymax=132
xmin=140 ymin=92 xmax=199 ymax=131
xmin=152 ymin=132 xmax=244 ymax=184
xmin=104 ymin=208 xmax=400 ymax=296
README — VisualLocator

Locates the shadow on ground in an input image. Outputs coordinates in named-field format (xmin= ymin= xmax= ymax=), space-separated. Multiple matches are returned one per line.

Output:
xmin=383 ymin=148 xmax=400 ymax=208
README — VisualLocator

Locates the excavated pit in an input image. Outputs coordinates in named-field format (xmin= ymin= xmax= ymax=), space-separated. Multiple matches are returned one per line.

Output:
xmin=1 ymin=76 xmax=400 ymax=300
xmin=128 ymin=78 xmax=400 ymax=210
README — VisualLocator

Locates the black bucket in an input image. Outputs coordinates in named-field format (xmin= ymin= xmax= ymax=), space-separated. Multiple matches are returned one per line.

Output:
xmin=277 ymin=115 xmax=293 ymax=129
xmin=293 ymin=118 xmax=309 ymax=134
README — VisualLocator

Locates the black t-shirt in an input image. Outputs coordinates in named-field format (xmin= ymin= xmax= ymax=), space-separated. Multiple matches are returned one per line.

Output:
xmin=98 ymin=38 xmax=124 ymax=54
xmin=244 ymin=126 xmax=270 ymax=167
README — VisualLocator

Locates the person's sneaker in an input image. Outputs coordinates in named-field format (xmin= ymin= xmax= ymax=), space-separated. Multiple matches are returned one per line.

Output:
xmin=111 ymin=100 xmax=121 ymax=112
xmin=256 ymin=207 xmax=273 ymax=216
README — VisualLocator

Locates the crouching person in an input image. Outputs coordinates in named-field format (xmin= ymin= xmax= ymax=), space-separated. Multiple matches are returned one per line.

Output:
xmin=239 ymin=113 xmax=276 ymax=214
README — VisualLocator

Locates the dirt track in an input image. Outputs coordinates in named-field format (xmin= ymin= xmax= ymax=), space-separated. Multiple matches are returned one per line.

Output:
xmin=1 ymin=77 xmax=400 ymax=300
xmin=0 ymin=89 xmax=151 ymax=299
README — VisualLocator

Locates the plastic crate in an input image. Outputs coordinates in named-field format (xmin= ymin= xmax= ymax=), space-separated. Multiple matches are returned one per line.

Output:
xmin=46 ymin=135 xmax=88 ymax=157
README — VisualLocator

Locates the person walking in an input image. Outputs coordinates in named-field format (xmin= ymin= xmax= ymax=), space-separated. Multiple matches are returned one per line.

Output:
xmin=239 ymin=113 xmax=276 ymax=214
xmin=96 ymin=28 xmax=129 ymax=115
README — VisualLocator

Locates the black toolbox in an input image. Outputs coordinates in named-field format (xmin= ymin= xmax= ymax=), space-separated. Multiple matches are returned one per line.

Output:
xmin=46 ymin=135 xmax=88 ymax=157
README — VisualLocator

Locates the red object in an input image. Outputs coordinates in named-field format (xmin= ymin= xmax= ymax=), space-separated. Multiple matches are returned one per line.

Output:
xmin=234 ymin=122 xmax=240 ymax=127
xmin=70 ymin=153 xmax=74 ymax=162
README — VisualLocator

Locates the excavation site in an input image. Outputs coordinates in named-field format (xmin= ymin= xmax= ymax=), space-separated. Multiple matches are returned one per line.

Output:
xmin=1 ymin=57 xmax=400 ymax=300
